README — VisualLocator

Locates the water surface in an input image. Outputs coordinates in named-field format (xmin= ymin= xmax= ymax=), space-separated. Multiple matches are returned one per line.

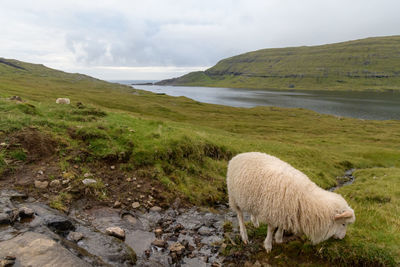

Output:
xmin=122 ymin=83 xmax=400 ymax=120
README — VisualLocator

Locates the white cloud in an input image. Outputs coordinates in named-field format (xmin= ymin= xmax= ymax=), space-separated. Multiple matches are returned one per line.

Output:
xmin=1 ymin=0 xmax=400 ymax=79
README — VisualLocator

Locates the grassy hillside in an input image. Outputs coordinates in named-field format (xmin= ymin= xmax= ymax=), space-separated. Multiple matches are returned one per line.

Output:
xmin=0 ymin=58 xmax=399 ymax=265
xmin=157 ymin=36 xmax=400 ymax=91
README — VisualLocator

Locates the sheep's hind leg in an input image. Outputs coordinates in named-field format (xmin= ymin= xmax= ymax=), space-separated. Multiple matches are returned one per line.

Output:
xmin=251 ymin=214 xmax=259 ymax=228
xmin=275 ymin=227 xmax=283 ymax=244
xmin=236 ymin=208 xmax=248 ymax=244
xmin=264 ymin=225 xmax=276 ymax=252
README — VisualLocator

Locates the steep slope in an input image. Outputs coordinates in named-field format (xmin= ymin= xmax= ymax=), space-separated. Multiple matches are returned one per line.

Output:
xmin=157 ymin=36 xmax=400 ymax=91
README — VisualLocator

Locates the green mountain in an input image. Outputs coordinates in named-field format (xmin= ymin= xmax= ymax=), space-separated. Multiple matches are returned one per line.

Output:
xmin=157 ymin=36 xmax=400 ymax=91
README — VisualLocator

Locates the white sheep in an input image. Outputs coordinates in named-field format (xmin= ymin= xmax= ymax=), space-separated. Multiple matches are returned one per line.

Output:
xmin=56 ymin=98 xmax=70 ymax=104
xmin=227 ymin=152 xmax=355 ymax=252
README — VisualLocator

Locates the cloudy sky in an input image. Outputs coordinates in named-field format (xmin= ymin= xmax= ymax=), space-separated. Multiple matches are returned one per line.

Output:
xmin=1 ymin=0 xmax=399 ymax=80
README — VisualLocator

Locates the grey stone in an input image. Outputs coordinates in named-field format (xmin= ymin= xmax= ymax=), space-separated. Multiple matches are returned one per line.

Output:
xmin=0 ymin=213 xmax=10 ymax=224
xmin=0 ymin=231 xmax=90 ymax=267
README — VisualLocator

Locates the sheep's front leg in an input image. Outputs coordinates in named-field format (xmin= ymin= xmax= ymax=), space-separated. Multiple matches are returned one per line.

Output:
xmin=251 ymin=214 xmax=259 ymax=227
xmin=275 ymin=227 xmax=283 ymax=243
xmin=237 ymin=209 xmax=248 ymax=244
xmin=264 ymin=225 xmax=276 ymax=252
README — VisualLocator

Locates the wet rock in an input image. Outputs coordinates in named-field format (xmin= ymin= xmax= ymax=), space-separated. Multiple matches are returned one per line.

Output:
xmin=198 ymin=226 xmax=214 ymax=236
xmin=131 ymin=202 xmax=140 ymax=209
xmin=150 ymin=206 xmax=162 ymax=212
xmin=113 ymin=201 xmax=121 ymax=209
xmin=152 ymin=239 xmax=167 ymax=248
xmin=34 ymin=180 xmax=48 ymax=189
xmin=18 ymin=207 xmax=34 ymax=218
xmin=82 ymin=179 xmax=96 ymax=185
xmin=0 ymin=213 xmax=10 ymax=224
xmin=105 ymin=226 xmax=125 ymax=240
xmin=123 ymin=214 xmax=137 ymax=224
xmin=169 ymin=242 xmax=185 ymax=255
xmin=49 ymin=179 xmax=61 ymax=187
xmin=67 ymin=231 xmax=84 ymax=242
xmin=0 ymin=231 xmax=90 ymax=267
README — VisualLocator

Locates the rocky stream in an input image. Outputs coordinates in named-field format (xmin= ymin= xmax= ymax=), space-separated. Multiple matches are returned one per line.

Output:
xmin=0 ymin=189 xmax=248 ymax=267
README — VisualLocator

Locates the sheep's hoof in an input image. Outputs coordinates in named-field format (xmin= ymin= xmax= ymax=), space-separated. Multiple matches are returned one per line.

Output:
xmin=264 ymin=243 xmax=272 ymax=252
xmin=243 ymin=239 xmax=248 ymax=245
xmin=275 ymin=238 xmax=283 ymax=244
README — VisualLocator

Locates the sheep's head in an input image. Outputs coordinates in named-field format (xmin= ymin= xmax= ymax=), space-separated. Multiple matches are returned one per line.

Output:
xmin=331 ymin=209 xmax=355 ymax=239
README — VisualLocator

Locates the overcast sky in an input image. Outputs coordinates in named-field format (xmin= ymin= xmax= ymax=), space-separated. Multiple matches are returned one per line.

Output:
xmin=1 ymin=0 xmax=399 ymax=80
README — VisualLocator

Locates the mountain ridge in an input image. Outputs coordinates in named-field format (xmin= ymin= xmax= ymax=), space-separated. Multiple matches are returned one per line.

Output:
xmin=157 ymin=35 xmax=400 ymax=91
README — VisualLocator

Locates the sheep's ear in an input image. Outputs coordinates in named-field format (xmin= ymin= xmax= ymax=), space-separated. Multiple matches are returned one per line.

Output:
xmin=334 ymin=210 xmax=353 ymax=220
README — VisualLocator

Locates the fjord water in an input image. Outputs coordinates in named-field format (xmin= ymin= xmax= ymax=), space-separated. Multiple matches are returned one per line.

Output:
xmin=127 ymin=83 xmax=400 ymax=120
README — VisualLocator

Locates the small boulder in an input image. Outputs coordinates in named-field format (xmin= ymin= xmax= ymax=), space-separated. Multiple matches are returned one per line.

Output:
xmin=106 ymin=227 xmax=125 ymax=240
xmin=34 ymin=180 xmax=48 ymax=189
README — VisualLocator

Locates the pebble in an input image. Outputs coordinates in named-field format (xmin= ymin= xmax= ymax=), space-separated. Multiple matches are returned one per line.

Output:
xmin=150 ymin=206 xmax=162 ymax=212
xmin=34 ymin=180 xmax=48 ymax=189
xmin=73 ymin=165 xmax=79 ymax=169
xmin=110 ymin=165 xmax=115 ymax=170
xmin=198 ymin=226 xmax=214 ymax=236
xmin=169 ymin=242 xmax=185 ymax=255
xmin=49 ymin=179 xmax=61 ymax=187
xmin=152 ymin=239 xmax=167 ymax=248
xmin=113 ymin=201 xmax=121 ymax=209
xmin=62 ymin=179 xmax=70 ymax=185
xmin=154 ymin=228 xmax=163 ymax=236
xmin=68 ymin=231 xmax=84 ymax=242
xmin=106 ymin=226 xmax=125 ymax=240
xmin=132 ymin=202 xmax=140 ymax=209
xmin=137 ymin=185 xmax=141 ymax=189
xmin=82 ymin=178 xmax=97 ymax=185
xmin=37 ymin=170 xmax=44 ymax=175
xmin=83 ymin=173 xmax=92 ymax=178
xmin=18 ymin=207 xmax=35 ymax=217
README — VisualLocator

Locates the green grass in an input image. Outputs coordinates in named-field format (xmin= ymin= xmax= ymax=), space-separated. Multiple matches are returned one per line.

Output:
xmin=0 ymin=58 xmax=399 ymax=265
xmin=158 ymin=35 xmax=400 ymax=91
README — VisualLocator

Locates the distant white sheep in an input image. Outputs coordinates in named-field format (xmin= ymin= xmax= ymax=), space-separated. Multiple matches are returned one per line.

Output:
xmin=56 ymin=98 xmax=70 ymax=104
xmin=227 ymin=152 xmax=355 ymax=252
